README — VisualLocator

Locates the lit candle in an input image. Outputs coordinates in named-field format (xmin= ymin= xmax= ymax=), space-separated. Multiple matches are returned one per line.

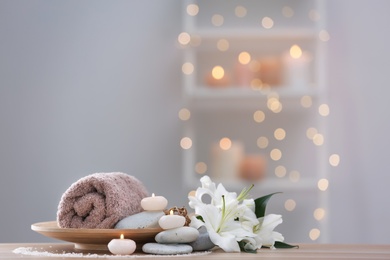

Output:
xmin=158 ymin=210 xmax=186 ymax=230
xmin=141 ymin=193 xmax=168 ymax=211
xmin=282 ymin=45 xmax=311 ymax=90
xmin=108 ymin=234 xmax=136 ymax=255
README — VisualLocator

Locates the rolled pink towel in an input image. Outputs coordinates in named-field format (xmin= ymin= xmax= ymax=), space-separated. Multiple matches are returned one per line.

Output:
xmin=57 ymin=172 xmax=148 ymax=229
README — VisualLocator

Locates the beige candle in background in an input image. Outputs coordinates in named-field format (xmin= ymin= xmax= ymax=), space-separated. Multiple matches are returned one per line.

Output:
xmin=210 ymin=139 xmax=244 ymax=180
xmin=239 ymin=154 xmax=267 ymax=181
xmin=259 ymin=56 xmax=282 ymax=86
xmin=235 ymin=51 xmax=254 ymax=87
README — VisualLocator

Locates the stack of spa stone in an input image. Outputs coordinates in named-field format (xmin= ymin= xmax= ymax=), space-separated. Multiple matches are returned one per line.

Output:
xmin=115 ymin=211 xmax=214 ymax=255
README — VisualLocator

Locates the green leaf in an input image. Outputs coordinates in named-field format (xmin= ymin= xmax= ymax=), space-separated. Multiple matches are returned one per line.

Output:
xmin=238 ymin=241 xmax=257 ymax=254
xmin=254 ymin=192 xmax=281 ymax=218
xmin=274 ymin=241 xmax=299 ymax=249
xmin=196 ymin=215 xmax=204 ymax=223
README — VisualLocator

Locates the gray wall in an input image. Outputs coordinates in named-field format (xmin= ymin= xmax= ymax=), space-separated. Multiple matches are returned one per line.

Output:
xmin=1 ymin=0 xmax=390 ymax=244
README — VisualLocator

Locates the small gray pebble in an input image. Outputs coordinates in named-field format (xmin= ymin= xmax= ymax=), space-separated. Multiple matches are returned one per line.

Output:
xmin=189 ymin=226 xmax=215 ymax=251
xmin=115 ymin=211 xmax=165 ymax=229
xmin=155 ymin=226 xmax=199 ymax=244
xmin=142 ymin=243 xmax=193 ymax=255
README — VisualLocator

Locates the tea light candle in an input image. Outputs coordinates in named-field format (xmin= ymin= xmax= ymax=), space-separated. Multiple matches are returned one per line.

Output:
xmin=108 ymin=234 xmax=136 ymax=255
xmin=141 ymin=193 xmax=168 ymax=211
xmin=158 ymin=210 xmax=186 ymax=230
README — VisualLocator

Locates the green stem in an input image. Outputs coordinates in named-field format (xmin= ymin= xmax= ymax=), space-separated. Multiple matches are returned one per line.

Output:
xmin=237 ymin=184 xmax=254 ymax=201
xmin=216 ymin=195 xmax=226 ymax=233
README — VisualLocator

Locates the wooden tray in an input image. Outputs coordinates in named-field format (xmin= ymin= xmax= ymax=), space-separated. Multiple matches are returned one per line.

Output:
xmin=31 ymin=221 xmax=161 ymax=251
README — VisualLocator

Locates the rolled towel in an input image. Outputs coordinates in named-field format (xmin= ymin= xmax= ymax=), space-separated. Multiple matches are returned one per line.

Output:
xmin=57 ymin=172 xmax=148 ymax=229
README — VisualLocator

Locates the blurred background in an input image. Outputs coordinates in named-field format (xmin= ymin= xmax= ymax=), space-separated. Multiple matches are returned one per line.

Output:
xmin=1 ymin=0 xmax=389 ymax=245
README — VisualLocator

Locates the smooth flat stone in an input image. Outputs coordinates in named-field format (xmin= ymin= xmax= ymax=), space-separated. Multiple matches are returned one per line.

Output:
xmin=142 ymin=243 xmax=193 ymax=255
xmin=114 ymin=211 xmax=165 ymax=229
xmin=155 ymin=226 xmax=199 ymax=244
xmin=189 ymin=226 xmax=215 ymax=251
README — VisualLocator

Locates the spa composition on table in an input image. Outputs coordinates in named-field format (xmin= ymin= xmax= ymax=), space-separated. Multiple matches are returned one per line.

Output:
xmin=31 ymin=172 xmax=295 ymax=256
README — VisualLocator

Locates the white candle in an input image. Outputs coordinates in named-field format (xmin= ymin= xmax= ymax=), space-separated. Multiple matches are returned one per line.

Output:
xmin=108 ymin=234 xmax=136 ymax=255
xmin=158 ymin=210 xmax=186 ymax=230
xmin=141 ymin=193 xmax=168 ymax=211
xmin=210 ymin=140 xmax=244 ymax=180
xmin=282 ymin=45 xmax=311 ymax=90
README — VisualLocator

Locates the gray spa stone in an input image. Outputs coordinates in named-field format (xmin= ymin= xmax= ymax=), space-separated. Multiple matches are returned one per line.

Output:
xmin=189 ymin=226 xmax=215 ymax=251
xmin=155 ymin=226 xmax=199 ymax=244
xmin=114 ymin=211 xmax=165 ymax=229
xmin=142 ymin=243 xmax=193 ymax=255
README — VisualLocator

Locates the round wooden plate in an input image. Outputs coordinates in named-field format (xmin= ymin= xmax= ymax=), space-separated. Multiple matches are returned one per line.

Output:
xmin=31 ymin=221 xmax=162 ymax=251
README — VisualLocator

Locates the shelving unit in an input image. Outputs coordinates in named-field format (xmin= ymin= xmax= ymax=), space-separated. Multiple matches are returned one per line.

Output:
xmin=180 ymin=0 xmax=328 ymax=243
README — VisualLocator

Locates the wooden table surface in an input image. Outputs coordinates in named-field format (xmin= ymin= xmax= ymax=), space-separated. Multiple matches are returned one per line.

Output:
xmin=1 ymin=243 xmax=390 ymax=259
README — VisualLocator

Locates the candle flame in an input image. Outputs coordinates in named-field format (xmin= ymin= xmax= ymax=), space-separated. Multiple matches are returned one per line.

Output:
xmin=152 ymin=193 xmax=155 ymax=197
xmin=170 ymin=210 xmax=174 ymax=215
xmin=120 ymin=234 xmax=124 ymax=239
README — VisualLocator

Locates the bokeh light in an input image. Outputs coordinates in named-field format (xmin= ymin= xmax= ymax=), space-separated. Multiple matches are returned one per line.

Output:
xmin=178 ymin=108 xmax=191 ymax=121
xmin=195 ymin=162 xmax=207 ymax=174
xmin=212 ymin=66 xmax=225 ymax=79
xmin=253 ymin=110 xmax=265 ymax=123
xmin=186 ymin=4 xmax=199 ymax=16
xmin=180 ymin=137 xmax=192 ymax=149
xmin=219 ymin=137 xmax=232 ymax=150
xmin=261 ymin=17 xmax=274 ymax=29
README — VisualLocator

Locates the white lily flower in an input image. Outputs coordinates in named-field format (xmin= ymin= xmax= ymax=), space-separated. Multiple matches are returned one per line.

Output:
xmin=188 ymin=176 xmax=261 ymax=252
xmin=254 ymin=214 xmax=284 ymax=248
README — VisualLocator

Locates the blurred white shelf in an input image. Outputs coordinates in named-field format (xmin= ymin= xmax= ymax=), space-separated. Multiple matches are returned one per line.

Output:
xmin=185 ymin=86 xmax=319 ymax=110
xmin=189 ymin=28 xmax=319 ymax=40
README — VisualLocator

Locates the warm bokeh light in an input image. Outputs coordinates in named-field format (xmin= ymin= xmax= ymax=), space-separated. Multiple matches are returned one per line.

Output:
xmin=282 ymin=6 xmax=294 ymax=18
xmin=329 ymin=154 xmax=340 ymax=167
xmin=319 ymin=104 xmax=330 ymax=116
xmin=289 ymin=170 xmax=300 ymax=182
xmin=178 ymin=108 xmax=191 ymax=121
xmin=235 ymin=5 xmax=247 ymax=18
xmin=186 ymin=4 xmax=199 ymax=16
xmin=275 ymin=165 xmax=287 ymax=178
xmin=319 ymin=30 xmax=330 ymax=42
xmin=309 ymin=228 xmax=321 ymax=241
xmin=180 ymin=137 xmax=192 ymax=149
xmin=238 ymin=51 xmax=251 ymax=65
xmin=290 ymin=44 xmax=302 ymax=59
xmin=250 ymin=78 xmax=263 ymax=89
xmin=182 ymin=62 xmax=194 ymax=75
xmin=267 ymin=98 xmax=282 ymax=113
xmin=188 ymin=190 xmax=196 ymax=197
xmin=195 ymin=162 xmax=207 ymax=174
xmin=178 ymin=32 xmax=191 ymax=45
xmin=217 ymin=39 xmax=229 ymax=51
xmin=212 ymin=14 xmax=224 ymax=26
xmin=306 ymin=127 xmax=318 ymax=140
xmin=253 ymin=110 xmax=265 ymax=123
xmin=285 ymin=199 xmax=296 ymax=211
xmin=318 ymin=178 xmax=329 ymax=191
xmin=314 ymin=208 xmax=326 ymax=221
xmin=212 ymin=66 xmax=225 ymax=79
xmin=261 ymin=17 xmax=274 ymax=29
xmin=309 ymin=9 xmax=320 ymax=21
xmin=300 ymin=95 xmax=312 ymax=108
xmin=257 ymin=136 xmax=269 ymax=149
xmin=313 ymin=133 xmax=324 ymax=146
xmin=219 ymin=137 xmax=232 ymax=150
xmin=274 ymin=128 xmax=286 ymax=140
xmin=270 ymin=149 xmax=282 ymax=161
